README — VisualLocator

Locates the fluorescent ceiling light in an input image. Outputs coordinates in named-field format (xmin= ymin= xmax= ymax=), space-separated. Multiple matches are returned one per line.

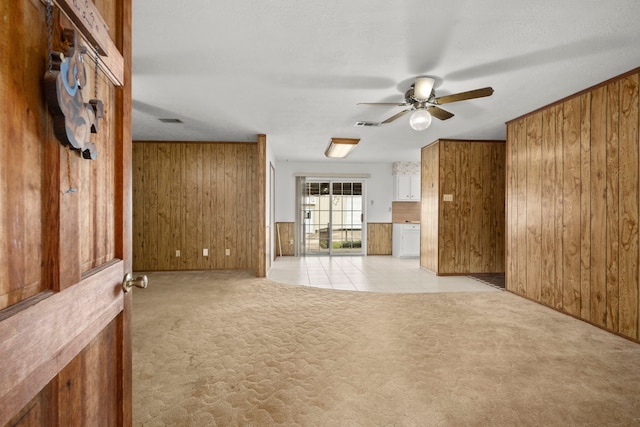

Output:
xmin=324 ymin=138 xmax=360 ymax=158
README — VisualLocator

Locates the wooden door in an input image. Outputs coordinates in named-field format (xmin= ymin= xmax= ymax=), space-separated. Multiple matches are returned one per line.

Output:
xmin=0 ymin=0 xmax=132 ymax=425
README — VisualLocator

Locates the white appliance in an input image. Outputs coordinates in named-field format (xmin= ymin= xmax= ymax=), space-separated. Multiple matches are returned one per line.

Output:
xmin=392 ymin=223 xmax=420 ymax=258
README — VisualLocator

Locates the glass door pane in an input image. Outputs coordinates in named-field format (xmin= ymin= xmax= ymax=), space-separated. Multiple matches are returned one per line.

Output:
xmin=331 ymin=182 xmax=363 ymax=254
xmin=301 ymin=179 xmax=364 ymax=256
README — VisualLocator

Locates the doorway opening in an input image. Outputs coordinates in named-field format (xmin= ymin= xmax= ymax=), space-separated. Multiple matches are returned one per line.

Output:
xmin=298 ymin=178 xmax=365 ymax=256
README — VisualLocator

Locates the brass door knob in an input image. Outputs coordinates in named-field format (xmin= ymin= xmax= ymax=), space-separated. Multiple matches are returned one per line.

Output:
xmin=122 ymin=273 xmax=148 ymax=293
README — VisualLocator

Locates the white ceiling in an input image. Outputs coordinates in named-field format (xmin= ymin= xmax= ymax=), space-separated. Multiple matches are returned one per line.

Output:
xmin=131 ymin=1 xmax=640 ymax=163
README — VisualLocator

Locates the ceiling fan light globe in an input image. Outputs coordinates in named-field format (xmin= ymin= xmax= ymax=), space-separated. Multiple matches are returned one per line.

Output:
xmin=409 ymin=109 xmax=432 ymax=131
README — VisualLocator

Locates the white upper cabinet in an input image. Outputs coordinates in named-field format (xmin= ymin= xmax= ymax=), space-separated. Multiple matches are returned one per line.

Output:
xmin=394 ymin=175 xmax=421 ymax=201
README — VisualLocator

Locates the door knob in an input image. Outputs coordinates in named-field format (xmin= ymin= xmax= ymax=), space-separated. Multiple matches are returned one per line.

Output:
xmin=122 ymin=273 xmax=148 ymax=293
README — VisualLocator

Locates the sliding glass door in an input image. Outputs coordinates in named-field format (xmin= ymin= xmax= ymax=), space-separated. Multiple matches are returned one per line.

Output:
xmin=300 ymin=178 xmax=364 ymax=256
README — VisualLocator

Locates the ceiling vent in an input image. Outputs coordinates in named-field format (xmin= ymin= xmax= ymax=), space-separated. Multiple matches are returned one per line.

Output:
xmin=158 ymin=118 xmax=183 ymax=124
xmin=354 ymin=121 xmax=381 ymax=127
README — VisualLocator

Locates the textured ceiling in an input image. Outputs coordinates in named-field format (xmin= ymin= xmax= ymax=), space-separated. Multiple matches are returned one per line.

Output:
xmin=132 ymin=1 xmax=640 ymax=163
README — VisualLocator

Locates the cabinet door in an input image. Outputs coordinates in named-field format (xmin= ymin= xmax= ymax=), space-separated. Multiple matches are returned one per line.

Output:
xmin=409 ymin=175 xmax=421 ymax=200
xmin=395 ymin=175 xmax=412 ymax=200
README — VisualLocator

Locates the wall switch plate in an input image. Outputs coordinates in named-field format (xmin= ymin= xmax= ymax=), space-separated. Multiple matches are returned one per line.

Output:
xmin=175 ymin=250 xmax=180 ymax=257
xmin=225 ymin=249 xmax=230 ymax=256
xmin=443 ymin=194 xmax=454 ymax=202
xmin=203 ymin=248 xmax=208 ymax=256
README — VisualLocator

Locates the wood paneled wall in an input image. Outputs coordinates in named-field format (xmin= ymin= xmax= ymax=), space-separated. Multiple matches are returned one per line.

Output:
xmin=275 ymin=222 xmax=295 ymax=256
xmin=421 ymin=140 xmax=506 ymax=275
xmin=506 ymin=68 xmax=640 ymax=341
xmin=367 ymin=223 xmax=392 ymax=255
xmin=132 ymin=141 xmax=258 ymax=271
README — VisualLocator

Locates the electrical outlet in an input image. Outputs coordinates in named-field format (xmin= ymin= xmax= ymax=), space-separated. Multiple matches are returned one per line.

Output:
xmin=203 ymin=248 xmax=209 ymax=256
xmin=225 ymin=248 xmax=230 ymax=256
xmin=175 ymin=250 xmax=180 ymax=257
xmin=443 ymin=194 xmax=454 ymax=202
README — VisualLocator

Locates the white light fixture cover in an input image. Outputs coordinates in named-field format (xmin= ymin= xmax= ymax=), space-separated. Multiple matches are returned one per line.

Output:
xmin=324 ymin=138 xmax=360 ymax=158
xmin=409 ymin=109 xmax=432 ymax=131
xmin=414 ymin=76 xmax=435 ymax=100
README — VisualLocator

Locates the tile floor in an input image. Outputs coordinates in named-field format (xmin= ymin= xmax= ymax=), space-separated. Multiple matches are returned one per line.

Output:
xmin=268 ymin=256 xmax=500 ymax=293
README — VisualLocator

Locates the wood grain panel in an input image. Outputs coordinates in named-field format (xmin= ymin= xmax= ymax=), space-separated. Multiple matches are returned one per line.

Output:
xmin=439 ymin=141 xmax=456 ymax=274
xmin=562 ymin=96 xmax=582 ymax=317
xmin=132 ymin=145 xmax=144 ymax=271
xmin=526 ymin=112 xmax=543 ymax=302
xmin=257 ymin=134 xmax=267 ymax=277
xmin=57 ymin=318 xmax=119 ymax=426
xmin=275 ymin=222 xmax=295 ymax=257
xmin=506 ymin=67 xmax=640 ymax=341
xmin=606 ymin=80 xmax=620 ymax=332
xmin=142 ymin=143 xmax=158 ymax=271
xmin=590 ymin=85 xmax=608 ymax=327
xmin=506 ymin=127 xmax=516 ymax=292
xmin=515 ymin=119 xmax=528 ymax=296
xmin=554 ymin=104 xmax=565 ymax=310
xmin=420 ymin=142 xmax=439 ymax=272
xmin=494 ymin=143 xmax=506 ymax=273
xmin=618 ymin=73 xmax=639 ymax=340
xmin=580 ymin=93 xmax=592 ymax=320
xmin=541 ymin=106 xmax=557 ymax=306
xmin=423 ymin=140 xmax=505 ymax=275
xmin=214 ymin=144 xmax=226 ymax=268
xmin=170 ymin=143 xmax=183 ymax=270
xmin=457 ymin=142 xmax=470 ymax=272
xmin=391 ymin=201 xmax=421 ymax=223
xmin=469 ymin=143 xmax=483 ymax=272
xmin=156 ymin=143 xmax=172 ymax=270
xmin=132 ymin=141 xmax=259 ymax=271
xmin=367 ymin=223 xmax=392 ymax=255
xmin=0 ymin=0 xmax=47 ymax=309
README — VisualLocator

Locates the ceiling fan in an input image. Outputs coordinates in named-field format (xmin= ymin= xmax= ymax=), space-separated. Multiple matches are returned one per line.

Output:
xmin=355 ymin=76 xmax=494 ymax=131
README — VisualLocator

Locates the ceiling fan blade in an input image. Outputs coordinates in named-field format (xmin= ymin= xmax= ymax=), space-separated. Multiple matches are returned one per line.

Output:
xmin=357 ymin=102 xmax=409 ymax=107
xmin=434 ymin=87 xmax=494 ymax=105
xmin=381 ymin=109 xmax=412 ymax=124
xmin=427 ymin=106 xmax=454 ymax=120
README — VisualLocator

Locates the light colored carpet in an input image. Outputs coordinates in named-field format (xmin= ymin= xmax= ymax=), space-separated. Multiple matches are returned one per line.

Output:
xmin=132 ymin=271 xmax=640 ymax=426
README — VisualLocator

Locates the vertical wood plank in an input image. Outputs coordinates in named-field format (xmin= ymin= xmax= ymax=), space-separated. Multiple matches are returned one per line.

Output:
xmin=142 ymin=143 xmax=158 ymax=270
xmin=562 ymin=97 xmax=582 ymax=317
xmin=156 ymin=143 xmax=172 ymax=270
xmin=214 ymin=144 xmax=225 ymax=268
xmin=468 ymin=143 xmax=483 ymax=272
xmin=554 ymin=104 xmax=565 ymax=310
xmin=201 ymin=144 xmax=213 ymax=269
xmin=420 ymin=143 xmax=439 ymax=272
xmin=505 ymin=125 xmax=517 ymax=292
xmin=580 ymin=93 xmax=592 ymax=320
xmin=606 ymin=80 xmax=620 ymax=332
xmin=516 ymin=119 xmax=528 ymax=296
xmin=440 ymin=141 xmax=456 ymax=273
xmin=541 ymin=107 xmax=557 ymax=306
xmin=458 ymin=142 xmax=470 ymax=273
xmin=590 ymin=85 xmax=608 ymax=327
xmin=618 ymin=73 xmax=639 ymax=340
xmin=131 ymin=144 xmax=144 ymax=271
xmin=224 ymin=144 xmax=236 ymax=269
xmin=494 ymin=142 xmax=506 ymax=273
xmin=257 ymin=134 xmax=267 ymax=277
xmin=526 ymin=112 xmax=543 ymax=301
xmin=170 ymin=144 xmax=182 ymax=270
